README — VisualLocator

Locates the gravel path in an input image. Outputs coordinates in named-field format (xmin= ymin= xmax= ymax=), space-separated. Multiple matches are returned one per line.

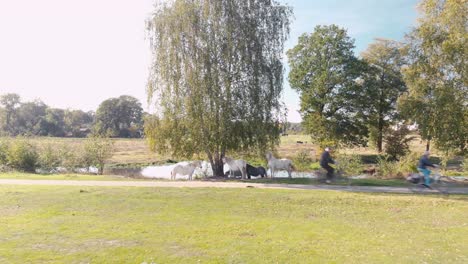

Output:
xmin=1 ymin=179 xmax=468 ymax=194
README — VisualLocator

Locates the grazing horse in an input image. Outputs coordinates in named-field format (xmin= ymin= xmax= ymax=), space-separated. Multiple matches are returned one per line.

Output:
xmin=266 ymin=152 xmax=293 ymax=178
xmin=171 ymin=161 xmax=202 ymax=181
xmin=222 ymin=156 xmax=247 ymax=180
xmin=246 ymin=164 xmax=267 ymax=179
xmin=224 ymin=164 xmax=267 ymax=179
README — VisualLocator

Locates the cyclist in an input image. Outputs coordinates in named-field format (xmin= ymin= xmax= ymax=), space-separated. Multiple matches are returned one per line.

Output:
xmin=320 ymin=147 xmax=335 ymax=184
xmin=417 ymin=150 xmax=438 ymax=188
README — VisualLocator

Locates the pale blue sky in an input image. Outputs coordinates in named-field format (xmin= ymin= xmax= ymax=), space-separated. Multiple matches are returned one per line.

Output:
xmin=0 ymin=0 xmax=419 ymax=122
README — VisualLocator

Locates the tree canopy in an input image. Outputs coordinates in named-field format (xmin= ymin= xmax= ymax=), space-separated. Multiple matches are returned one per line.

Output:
xmin=146 ymin=0 xmax=292 ymax=176
xmin=361 ymin=39 xmax=407 ymax=152
xmin=287 ymin=25 xmax=366 ymax=147
xmin=94 ymin=95 xmax=143 ymax=138
xmin=399 ymin=0 xmax=467 ymax=153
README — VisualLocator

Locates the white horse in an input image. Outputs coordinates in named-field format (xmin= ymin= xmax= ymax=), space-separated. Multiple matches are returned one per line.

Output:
xmin=171 ymin=161 xmax=203 ymax=181
xmin=266 ymin=152 xmax=293 ymax=178
xmin=222 ymin=156 xmax=247 ymax=180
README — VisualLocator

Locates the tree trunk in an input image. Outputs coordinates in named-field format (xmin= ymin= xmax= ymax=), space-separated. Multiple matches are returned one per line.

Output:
xmin=377 ymin=118 xmax=384 ymax=153
xmin=99 ymin=163 xmax=104 ymax=175
xmin=211 ymin=159 xmax=224 ymax=177
xmin=426 ymin=140 xmax=430 ymax=151
xmin=207 ymin=151 xmax=225 ymax=177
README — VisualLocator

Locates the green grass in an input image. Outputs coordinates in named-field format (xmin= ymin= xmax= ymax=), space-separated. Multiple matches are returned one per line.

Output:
xmin=0 ymin=172 xmax=132 ymax=181
xmin=243 ymin=177 xmax=409 ymax=187
xmin=0 ymin=186 xmax=467 ymax=263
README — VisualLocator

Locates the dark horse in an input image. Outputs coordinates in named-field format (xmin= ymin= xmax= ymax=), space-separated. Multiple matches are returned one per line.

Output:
xmin=225 ymin=164 xmax=267 ymax=179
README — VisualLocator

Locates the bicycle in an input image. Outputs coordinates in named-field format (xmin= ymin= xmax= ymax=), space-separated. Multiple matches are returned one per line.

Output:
xmin=315 ymin=166 xmax=352 ymax=187
xmin=406 ymin=168 xmax=450 ymax=194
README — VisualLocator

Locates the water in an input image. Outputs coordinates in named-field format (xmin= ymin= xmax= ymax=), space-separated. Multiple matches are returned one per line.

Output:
xmin=104 ymin=161 xmax=322 ymax=179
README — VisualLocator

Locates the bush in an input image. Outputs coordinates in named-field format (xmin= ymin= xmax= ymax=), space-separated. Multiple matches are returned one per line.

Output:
xmin=376 ymin=152 xmax=419 ymax=179
xmin=59 ymin=144 xmax=87 ymax=172
xmin=336 ymin=154 xmax=363 ymax=177
xmin=83 ymin=136 xmax=115 ymax=175
xmin=293 ymin=150 xmax=315 ymax=171
xmin=0 ymin=138 xmax=8 ymax=166
xmin=6 ymin=138 xmax=39 ymax=172
xmin=384 ymin=126 xmax=416 ymax=160
xmin=38 ymin=144 xmax=62 ymax=172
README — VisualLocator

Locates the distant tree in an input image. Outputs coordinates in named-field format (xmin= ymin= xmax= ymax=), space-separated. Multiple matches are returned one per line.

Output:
xmin=0 ymin=93 xmax=21 ymax=134
xmin=146 ymin=0 xmax=292 ymax=176
xmin=44 ymin=108 xmax=66 ymax=137
xmin=64 ymin=110 xmax=94 ymax=137
xmin=287 ymin=25 xmax=367 ymax=147
xmin=94 ymin=96 xmax=143 ymax=138
xmin=14 ymin=100 xmax=48 ymax=136
xmin=361 ymin=39 xmax=407 ymax=152
xmin=399 ymin=0 xmax=467 ymax=153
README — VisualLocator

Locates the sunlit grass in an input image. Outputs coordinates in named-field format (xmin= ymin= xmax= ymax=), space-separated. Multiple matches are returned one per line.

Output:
xmin=0 ymin=185 xmax=466 ymax=263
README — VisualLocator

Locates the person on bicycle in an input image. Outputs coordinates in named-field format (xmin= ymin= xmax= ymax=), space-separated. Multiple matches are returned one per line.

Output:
xmin=320 ymin=147 xmax=335 ymax=184
xmin=417 ymin=150 xmax=438 ymax=188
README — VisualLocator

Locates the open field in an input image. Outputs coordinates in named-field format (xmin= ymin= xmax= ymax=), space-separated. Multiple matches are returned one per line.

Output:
xmin=1 ymin=185 xmax=467 ymax=263
xmin=23 ymin=136 xmax=318 ymax=165
xmin=17 ymin=134 xmax=433 ymax=165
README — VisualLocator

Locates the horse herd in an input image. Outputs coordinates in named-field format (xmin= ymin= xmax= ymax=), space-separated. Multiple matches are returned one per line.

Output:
xmin=170 ymin=152 xmax=294 ymax=180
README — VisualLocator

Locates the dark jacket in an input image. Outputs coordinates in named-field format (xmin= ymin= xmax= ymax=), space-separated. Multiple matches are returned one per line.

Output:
xmin=320 ymin=151 xmax=334 ymax=167
xmin=418 ymin=155 xmax=435 ymax=169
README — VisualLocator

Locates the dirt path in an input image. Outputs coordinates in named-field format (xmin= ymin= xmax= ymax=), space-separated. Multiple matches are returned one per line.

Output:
xmin=1 ymin=179 xmax=468 ymax=194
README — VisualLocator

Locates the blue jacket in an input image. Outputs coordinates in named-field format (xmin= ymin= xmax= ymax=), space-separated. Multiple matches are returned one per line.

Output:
xmin=418 ymin=155 xmax=435 ymax=169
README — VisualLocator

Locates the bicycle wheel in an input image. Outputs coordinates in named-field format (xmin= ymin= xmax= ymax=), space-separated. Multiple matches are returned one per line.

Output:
xmin=432 ymin=176 xmax=450 ymax=194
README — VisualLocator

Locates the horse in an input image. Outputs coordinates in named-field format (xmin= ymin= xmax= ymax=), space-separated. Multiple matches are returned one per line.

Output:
xmin=224 ymin=164 xmax=267 ymax=179
xmin=266 ymin=152 xmax=293 ymax=178
xmin=246 ymin=164 xmax=267 ymax=179
xmin=171 ymin=161 xmax=203 ymax=181
xmin=222 ymin=156 xmax=247 ymax=180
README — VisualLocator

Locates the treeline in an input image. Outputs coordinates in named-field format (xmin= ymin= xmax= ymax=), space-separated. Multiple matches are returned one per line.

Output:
xmin=287 ymin=0 xmax=467 ymax=155
xmin=0 ymin=94 xmax=145 ymax=138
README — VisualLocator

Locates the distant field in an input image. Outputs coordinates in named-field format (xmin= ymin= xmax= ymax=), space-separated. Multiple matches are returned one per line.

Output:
xmin=12 ymin=134 xmax=460 ymax=169
xmin=24 ymin=136 xmax=318 ymax=165
xmin=1 ymin=185 xmax=466 ymax=263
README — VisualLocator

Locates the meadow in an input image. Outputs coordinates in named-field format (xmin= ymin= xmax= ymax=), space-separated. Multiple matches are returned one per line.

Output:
xmin=23 ymin=134 xmax=429 ymax=165
xmin=1 ymin=185 xmax=467 ymax=263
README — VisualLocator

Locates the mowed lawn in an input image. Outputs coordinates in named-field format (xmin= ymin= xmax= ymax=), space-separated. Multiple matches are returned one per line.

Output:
xmin=1 ymin=186 xmax=467 ymax=263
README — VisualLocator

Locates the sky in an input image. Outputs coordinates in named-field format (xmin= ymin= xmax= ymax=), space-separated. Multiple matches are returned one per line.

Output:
xmin=0 ymin=0 xmax=419 ymax=122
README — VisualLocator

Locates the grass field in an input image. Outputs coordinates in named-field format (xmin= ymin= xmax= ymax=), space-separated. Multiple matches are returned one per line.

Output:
xmin=1 ymin=185 xmax=467 ymax=263
xmin=24 ymin=135 xmax=318 ymax=165
xmin=24 ymin=134 xmax=440 ymax=165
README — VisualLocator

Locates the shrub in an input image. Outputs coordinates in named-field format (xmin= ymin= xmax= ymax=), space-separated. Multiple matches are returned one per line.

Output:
xmin=59 ymin=145 xmax=87 ymax=172
xmin=293 ymin=150 xmax=315 ymax=171
xmin=384 ymin=126 xmax=416 ymax=160
xmin=336 ymin=154 xmax=363 ymax=177
xmin=0 ymin=138 xmax=9 ymax=166
xmin=83 ymin=136 xmax=115 ymax=175
xmin=6 ymin=138 xmax=39 ymax=172
xmin=38 ymin=144 xmax=62 ymax=172
xmin=376 ymin=157 xmax=399 ymax=179
xmin=376 ymin=152 xmax=419 ymax=179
